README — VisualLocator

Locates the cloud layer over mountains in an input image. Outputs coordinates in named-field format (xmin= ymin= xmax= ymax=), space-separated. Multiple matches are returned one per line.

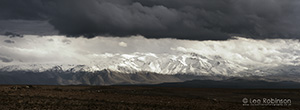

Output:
xmin=1 ymin=0 xmax=300 ymax=40
xmin=1 ymin=35 xmax=300 ymax=68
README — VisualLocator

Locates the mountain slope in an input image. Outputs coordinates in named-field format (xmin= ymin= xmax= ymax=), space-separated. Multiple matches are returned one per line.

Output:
xmin=0 ymin=69 xmax=224 ymax=85
xmin=154 ymin=78 xmax=300 ymax=89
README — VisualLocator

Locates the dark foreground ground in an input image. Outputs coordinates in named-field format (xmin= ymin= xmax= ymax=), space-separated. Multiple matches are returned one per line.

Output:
xmin=0 ymin=85 xmax=299 ymax=110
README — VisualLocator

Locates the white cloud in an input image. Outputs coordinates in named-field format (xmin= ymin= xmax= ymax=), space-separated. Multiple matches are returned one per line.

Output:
xmin=0 ymin=35 xmax=300 ymax=69
xmin=118 ymin=41 xmax=127 ymax=47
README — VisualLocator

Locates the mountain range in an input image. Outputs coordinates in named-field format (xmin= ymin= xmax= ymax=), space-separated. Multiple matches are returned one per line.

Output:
xmin=0 ymin=52 xmax=300 ymax=86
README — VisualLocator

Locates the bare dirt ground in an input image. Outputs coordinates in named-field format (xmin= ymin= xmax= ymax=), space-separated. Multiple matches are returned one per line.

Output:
xmin=0 ymin=85 xmax=299 ymax=110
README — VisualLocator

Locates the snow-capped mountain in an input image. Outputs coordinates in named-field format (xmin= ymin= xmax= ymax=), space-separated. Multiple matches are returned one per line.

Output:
xmin=2 ymin=35 xmax=300 ymax=85
xmin=1 ymin=52 xmax=299 ymax=78
xmin=0 ymin=52 xmax=242 ymax=74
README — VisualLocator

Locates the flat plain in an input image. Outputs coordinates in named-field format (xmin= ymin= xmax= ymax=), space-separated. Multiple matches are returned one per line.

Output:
xmin=0 ymin=85 xmax=299 ymax=110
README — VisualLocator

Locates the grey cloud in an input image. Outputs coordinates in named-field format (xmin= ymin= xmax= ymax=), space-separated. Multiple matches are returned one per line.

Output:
xmin=0 ymin=0 xmax=300 ymax=40
xmin=48 ymin=39 xmax=54 ymax=42
xmin=4 ymin=32 xmax=23 ymax=38
xmin=0 ymin=20 xmax=58 ymax=36
xmin=0 ymin=56 xmax=13 ymax=63
xmin=62 ymin=39 xmax=71 ymax=44
xmin=4 ymin=40 xmax=15 ymax=43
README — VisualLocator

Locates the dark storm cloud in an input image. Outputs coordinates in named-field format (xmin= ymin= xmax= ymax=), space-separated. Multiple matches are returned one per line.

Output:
xmin=0 ymin=20 xmax=57 ymax=36
xmin=0 ymin=0 xmax=49 ymax=20
xmin=0 ymin=0 xmax=299 ymax=40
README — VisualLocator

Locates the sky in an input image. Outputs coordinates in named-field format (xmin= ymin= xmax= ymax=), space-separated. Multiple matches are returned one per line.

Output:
xmin=0 ymin=0 xmax=300 ymax=40
xmin=0 ymin=0 xmax=300 ymax=66
xmin=0 ymin=0 xmax=300 ymax=77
